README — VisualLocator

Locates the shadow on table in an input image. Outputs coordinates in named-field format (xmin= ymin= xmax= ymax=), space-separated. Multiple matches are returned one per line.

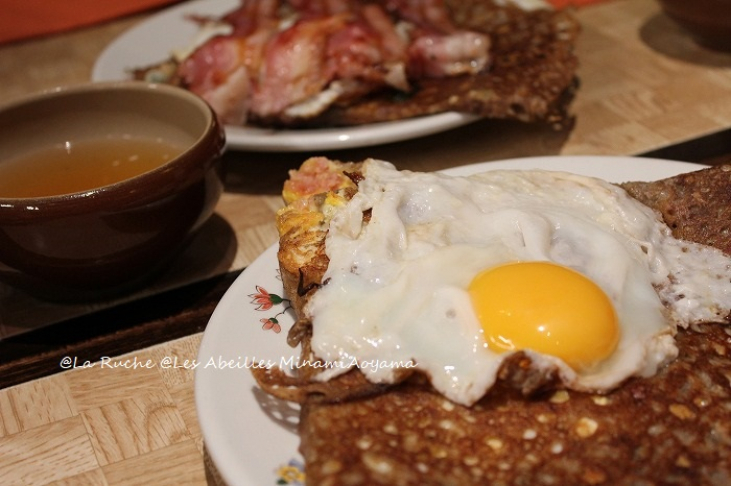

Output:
xmin=221 ymin=117 xmax=575 ymax=198
xmin=639 ymin=12 xmax=731 ymax=66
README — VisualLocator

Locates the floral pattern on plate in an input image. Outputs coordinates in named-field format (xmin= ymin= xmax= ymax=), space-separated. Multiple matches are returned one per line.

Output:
xmin=248 ymin=275 xmax=304 ymax=484
xmin=276 ymin=458 xmax=305 ymax=485
xmin=250 ymin=284 xmax=292 ymax=334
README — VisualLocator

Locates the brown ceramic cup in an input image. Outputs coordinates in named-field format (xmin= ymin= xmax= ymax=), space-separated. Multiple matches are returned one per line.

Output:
xmin=0 ymin=81 xmax=226 ymax=300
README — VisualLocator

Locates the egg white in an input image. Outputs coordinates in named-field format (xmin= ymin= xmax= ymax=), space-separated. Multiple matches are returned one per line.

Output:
xmin=304 ymin=159 xmax=731 ymax=406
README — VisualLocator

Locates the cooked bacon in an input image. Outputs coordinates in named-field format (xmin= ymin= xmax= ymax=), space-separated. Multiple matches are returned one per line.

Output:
xmin=221 ymin=0 xmax=280 ymax=36
xmin=250 ymin=15 xmax=349 ymax=118
xmin=177 ymin=36 xmax=251 ymax=124
xmin=178 ymin=30 xmax=273 ymax=124
xmin=198 ymin=66 xmax=250 ymax=125
xmin=289 ymin=0 xmax=355 ymax=17
xmin=408 ymin=31 xmax=490 ymax=78
xmin=175 ymin=0 xmax=492 ymax=125
xmin=326 ymin=10 xmax=409 ymax=92
xmin=381 ymin=0 xmax=490 ymax=78
xmin=252 ymin=6 xmax=413 ymax=120
xmin=282 ymin=156 xmax=359 ymax=201
xmin=361 ymin=4 xmax=408 ymax=61
xmin=380 ymin=0 xmax=457 ymax=33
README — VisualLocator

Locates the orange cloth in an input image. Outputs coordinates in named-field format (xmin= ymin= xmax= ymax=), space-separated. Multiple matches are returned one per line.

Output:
xmin=0 ymin=0 xmax=180 ymax=44
xmin=0 ymin=0 xmax=609 ymax=45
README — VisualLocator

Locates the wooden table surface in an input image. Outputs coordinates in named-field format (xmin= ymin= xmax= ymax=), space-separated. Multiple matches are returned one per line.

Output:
xmin=1 ymin=0 xmax=731 ymax=484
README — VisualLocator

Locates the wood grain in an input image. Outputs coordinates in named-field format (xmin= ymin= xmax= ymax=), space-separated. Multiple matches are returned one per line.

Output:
xmin=0 ymin=339 xmax=215 ymax=486
xmin=0 ymin=416 xmax=98 ymax=485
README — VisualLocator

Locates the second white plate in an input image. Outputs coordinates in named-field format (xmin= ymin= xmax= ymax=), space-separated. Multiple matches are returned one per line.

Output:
xmin=92 ymin=0 xmax=479 ymax=152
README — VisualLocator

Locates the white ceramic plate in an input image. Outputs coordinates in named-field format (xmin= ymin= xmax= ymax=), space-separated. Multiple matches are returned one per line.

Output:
xmin=91 ymin=0 xmax=479 ymax=152
xmin=195 ymin=155 xmax=705 ymax=486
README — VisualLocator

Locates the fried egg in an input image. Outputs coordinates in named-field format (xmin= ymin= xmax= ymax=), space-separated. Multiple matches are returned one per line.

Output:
xmin=305 ymin=159 xmax=731 ymax=406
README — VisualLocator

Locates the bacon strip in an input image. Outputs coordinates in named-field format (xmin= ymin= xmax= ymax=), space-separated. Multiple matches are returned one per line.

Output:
xmin=177 ymin=0 xmax=490 ymax=124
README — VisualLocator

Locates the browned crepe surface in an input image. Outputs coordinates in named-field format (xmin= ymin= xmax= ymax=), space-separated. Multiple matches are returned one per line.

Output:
xmin=621 ymin=164 xmax=731 ymax=256
xmin=300 ymin=323 xmax=731 ymax=486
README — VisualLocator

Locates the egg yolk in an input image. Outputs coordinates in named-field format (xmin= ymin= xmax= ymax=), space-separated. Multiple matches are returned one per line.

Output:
xmin=468 ymin=261 xmax=620 ymax=372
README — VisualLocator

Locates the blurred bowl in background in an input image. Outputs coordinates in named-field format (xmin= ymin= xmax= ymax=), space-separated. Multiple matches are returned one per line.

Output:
xmin=656 ymin=0 xmax=731 ymax=52
xmin=0 ymin=81 xmax=226 ymax=300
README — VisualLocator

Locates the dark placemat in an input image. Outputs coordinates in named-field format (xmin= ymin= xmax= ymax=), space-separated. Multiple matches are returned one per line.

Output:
xmin=638 ymin=127 xmax=731 ymax=166
xmin=0 ymin=270 xmax=240 ymax=389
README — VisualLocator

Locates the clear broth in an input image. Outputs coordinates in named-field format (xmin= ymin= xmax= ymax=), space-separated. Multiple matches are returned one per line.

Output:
xmin=0 ymin=138 xmax=186 ymax=198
